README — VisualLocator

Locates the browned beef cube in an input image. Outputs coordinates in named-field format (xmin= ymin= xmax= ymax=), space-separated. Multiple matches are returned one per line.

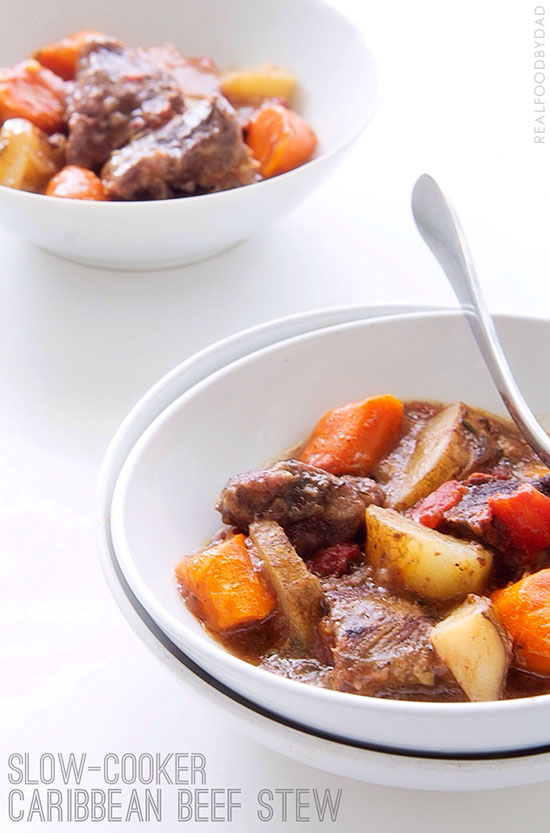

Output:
xmin=441 ymin=474 xmax=522 ymax=551
xmin=216 ymin=460 xmax=382 ymax=558
xmin=320 ymin=569 xmax=445 ymax=696
xmin=101 ymin=96 xmax=260 ymax=199
xmin=534 ymin=473 xmax=550 ymax=497
xmin=438 ymin=473 xmax=548 ymax=578
xmin=66 ymin=38 xmax=184 ymax=170
xmin=343 ymin=475 xmax=385 ymax=508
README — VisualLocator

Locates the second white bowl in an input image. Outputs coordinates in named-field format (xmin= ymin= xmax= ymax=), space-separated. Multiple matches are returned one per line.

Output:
xmin=0 ymin=0 xmax=378 ymax=270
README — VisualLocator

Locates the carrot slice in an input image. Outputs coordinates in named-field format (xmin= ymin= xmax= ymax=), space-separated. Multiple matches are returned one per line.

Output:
xmin=46 ymin=166 xmax=107 ymax=200
xmin=0 ymin=60 xmax=66 ymax=133
xmin=300 ymin=394 xmax=404 ymax=476
xmin=245 ymin=103 xmax=317 ymax=178
xmin=492 ymin=569 xmax=550 ymax=675
xmin=34 ymin=30 xmax=103 ymax=80
xmin=175 ymin=534 xmax=276 ymax=633
xmin=488 ymin=484 xmax=550 ymax=556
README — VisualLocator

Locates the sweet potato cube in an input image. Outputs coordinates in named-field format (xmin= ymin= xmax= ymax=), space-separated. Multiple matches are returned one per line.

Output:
xmin=175 ymin=534 xmax=276 ymax=633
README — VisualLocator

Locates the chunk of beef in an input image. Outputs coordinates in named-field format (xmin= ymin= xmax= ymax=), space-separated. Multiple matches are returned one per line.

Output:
xmin=534 ymin=473 xmax=550 ymax=497
xmin=409 ymin=472 xmax=550 ymax=580
xmin=259 ymin=655 xmax=332 ymax=687
xmin=438 ymin=472 xmax=550 ymax=579
xmin=440 ymin=474 xmax=522 ymax=554
xmin=216 ymin=460 xmax=382 ymax=557
xmin=343 ymin=475 xmax=385 ymax=507
xmin=66 ymin=38 xmax=184 ymax=170
xmin=101 ymin=96 xmax=260 ymax=199
xmin=319 ymin=568 xmax=450 ymax=696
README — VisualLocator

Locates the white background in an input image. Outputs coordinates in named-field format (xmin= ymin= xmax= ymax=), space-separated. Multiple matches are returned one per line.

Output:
xmin=2 ymin=0 xmax=550 ymax=829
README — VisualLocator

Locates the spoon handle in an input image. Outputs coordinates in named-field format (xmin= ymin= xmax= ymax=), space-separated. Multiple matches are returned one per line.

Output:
xmin=411 ymin=173 xmax=550 ymax=468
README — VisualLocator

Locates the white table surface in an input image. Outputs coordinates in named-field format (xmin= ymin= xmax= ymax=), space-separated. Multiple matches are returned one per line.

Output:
xmin=2 ymin=0 xmax=550 ymax=829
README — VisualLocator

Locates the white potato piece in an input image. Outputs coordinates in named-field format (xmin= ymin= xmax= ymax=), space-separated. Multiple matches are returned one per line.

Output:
xmin=0 ymin=118 xmax=64 ymax=192
xmin=431 ymin=595 xmax=511 ymax=701
xmin=386 ymin=402 xmax=497 ymax=511
xmin=220 ymin=64 xmax=297 ymax=104
xmin=365 ymin=505 xmax=493 ymax=602
xmin=249 ymin=519 xmax=322 ymax=650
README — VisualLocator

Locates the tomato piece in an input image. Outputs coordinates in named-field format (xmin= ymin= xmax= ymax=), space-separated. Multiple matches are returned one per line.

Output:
xmin=488 ymin=484 xmax=550 ymax=556
xmin=307 ymin=543 xmax=363 ymax=577
xmin=410 ymin=480 xmax=466 ymax=529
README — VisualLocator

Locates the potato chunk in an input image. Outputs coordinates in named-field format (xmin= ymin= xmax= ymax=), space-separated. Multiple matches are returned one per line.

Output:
xmin=0 ymin=118 xmax=64 ymax=192
xmin=249 ymin=520 xmax=323 ymax=649
xmin=386 ymin=402 xmax=498 ymax=511
xmin=365 ymin=505 xmax=493 ymax=602
xmin=220 ymin=64 xmax=297 ymax=104
xmin=431 ymin=596 xmax=511 ymax=701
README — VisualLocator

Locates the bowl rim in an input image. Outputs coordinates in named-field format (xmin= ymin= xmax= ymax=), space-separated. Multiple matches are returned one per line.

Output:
xmin=0 ymin=0 xmax=379 ymax=206
xmin=105 ymin=306 xmax=550 ymax=734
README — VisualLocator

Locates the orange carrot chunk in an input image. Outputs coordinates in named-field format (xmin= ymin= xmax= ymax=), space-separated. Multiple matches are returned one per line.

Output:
xmin=34 ymin=30 xmax=103 ymax=81
xmin=46 ymin=166 xmax=107 ymax=200
xmin=0 ymin=60 xmax=66 ymax=133
xmin=175 ymin=534 xmax=276 ymax=633
xmin=492 ymin=569 xmax=550 ymax=675
xmin=300 ymin=394 xmax=404 ymax=476
xmin=245 ymin=103 xmax=317 ymax=178
xmin=488 ymin=484 xmax=550 ymax=557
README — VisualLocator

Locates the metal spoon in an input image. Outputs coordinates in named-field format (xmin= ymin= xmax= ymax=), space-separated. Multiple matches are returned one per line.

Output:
xmin=411 ymin=173 xmax=550 ymax=467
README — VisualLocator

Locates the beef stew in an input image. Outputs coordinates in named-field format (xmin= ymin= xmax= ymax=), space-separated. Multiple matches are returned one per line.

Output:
xmin=0 ymin=31 xmax=317 ymax=199
xmin=175 ymin=395 xmax=550 ymax=702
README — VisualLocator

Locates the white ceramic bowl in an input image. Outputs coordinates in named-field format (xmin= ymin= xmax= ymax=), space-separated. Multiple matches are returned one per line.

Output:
xmin=0 ymin=0 xmax=377 ymax=270
xmin=98 ymin=306 xmax=550 ymax=786
xmin=105 ymin=309 xmax=550 ymax=759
